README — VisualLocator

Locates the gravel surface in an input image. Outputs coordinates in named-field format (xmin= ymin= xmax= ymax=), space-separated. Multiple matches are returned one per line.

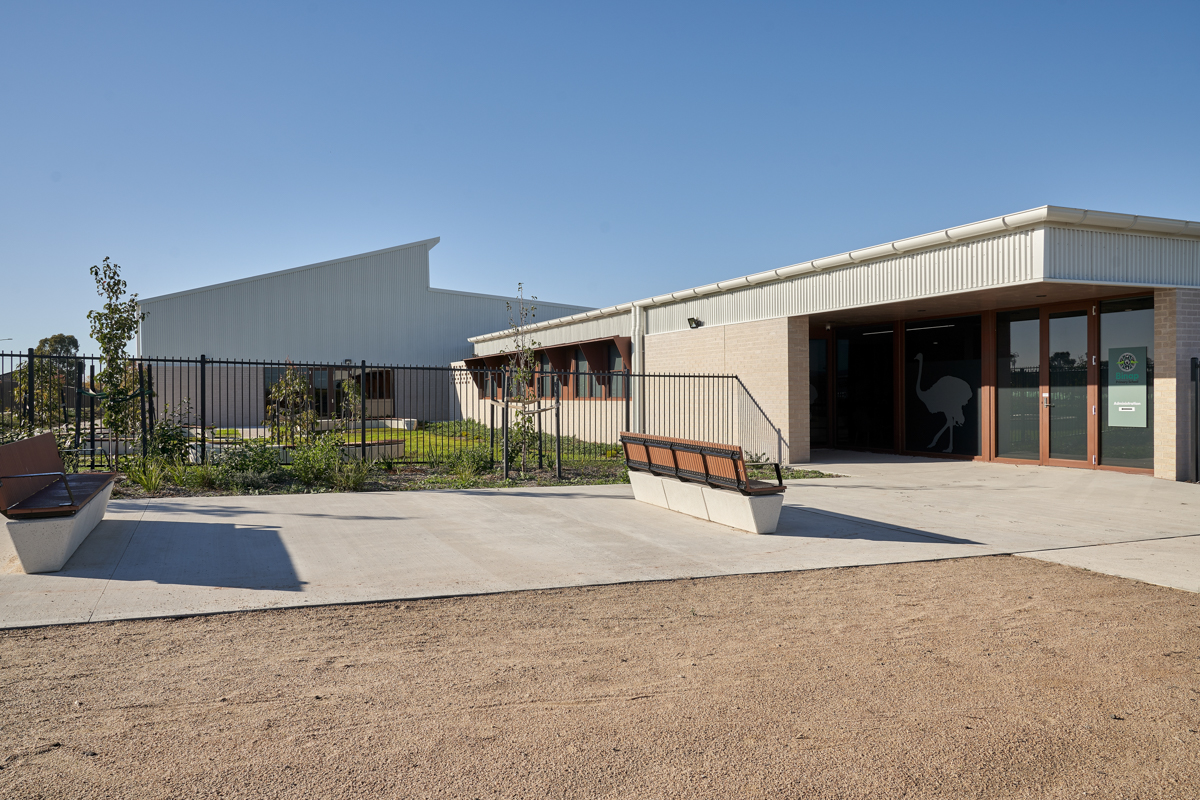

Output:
xmin=1 ymin=555 xmax=1197 ymax=799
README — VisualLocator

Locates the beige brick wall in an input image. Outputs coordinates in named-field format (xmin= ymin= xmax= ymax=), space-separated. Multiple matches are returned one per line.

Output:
xmin=1153 ymin=289 xmax=1200 ymax=481
xmin=643 ymin=316 xmax=810 ymax=463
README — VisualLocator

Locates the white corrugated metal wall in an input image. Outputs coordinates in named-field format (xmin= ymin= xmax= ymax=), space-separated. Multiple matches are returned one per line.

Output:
xmin=1044 ymin=227 xmax=1200 ymax=286
xmin=470 ymin=314 xmax=632 ymax=356
xmin=645 ymin=230 xmax=1038 ymax=334
xmin=139 ymin=241 xmax=592 ymax=364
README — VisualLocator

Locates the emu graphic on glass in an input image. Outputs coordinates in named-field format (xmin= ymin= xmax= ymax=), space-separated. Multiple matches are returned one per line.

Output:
xmin=905 ymin=316 xmax=981 ymax=455
xmin=996 ymin=310 xmax=1040 ymax=460
xmin=1048 ymin=311 xmax=1088 ymax=460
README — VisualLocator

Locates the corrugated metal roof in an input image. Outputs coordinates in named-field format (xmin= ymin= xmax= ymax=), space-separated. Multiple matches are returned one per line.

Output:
xmin=468 ymin=205 xmax=1200 ymax=345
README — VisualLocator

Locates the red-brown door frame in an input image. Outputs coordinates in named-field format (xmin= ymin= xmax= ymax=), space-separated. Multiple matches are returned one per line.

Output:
xmin=1040 ymin=301 xmax=1098 ymax=469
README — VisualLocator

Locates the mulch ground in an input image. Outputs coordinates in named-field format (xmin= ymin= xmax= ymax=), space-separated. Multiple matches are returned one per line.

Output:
xmin=1 ymin=555 xmax=1197 ymax=799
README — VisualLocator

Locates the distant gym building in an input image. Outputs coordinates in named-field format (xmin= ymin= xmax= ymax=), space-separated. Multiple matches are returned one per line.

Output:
xmin=137 ymin=238 xmax=592 ymax=365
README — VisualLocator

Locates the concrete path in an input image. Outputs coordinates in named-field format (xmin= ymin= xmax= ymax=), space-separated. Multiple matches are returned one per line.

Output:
xmin=2 ymin=453 xmax=1196 ymax=628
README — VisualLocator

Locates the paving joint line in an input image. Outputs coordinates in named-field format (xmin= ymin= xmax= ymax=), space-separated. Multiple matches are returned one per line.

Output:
xmin=86 ymin=499 xmax=151 ymax=623
xmin=1010 ymin=531 xmax=1200 ymax=556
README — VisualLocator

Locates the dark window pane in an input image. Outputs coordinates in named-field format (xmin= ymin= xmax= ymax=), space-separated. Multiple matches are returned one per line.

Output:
xmin=538 ymin=353 xmax=553 ymax=398
xmin=1100 ymin=296 xmax=1154 ymax=469
xmin=905 ymin=316 xmax=981 ymax=455
xmin=835 ymin=325 xmax=894 ymax=449
xmin=810 ymin=340 xmax=829 ymax=448
xmin=575 ymin=349 xmax=591 ymax=398
xmin=996 ymin=309 xmax=1040 ymax=459
xmin=608 ymin=343 xmax=627 ymax=398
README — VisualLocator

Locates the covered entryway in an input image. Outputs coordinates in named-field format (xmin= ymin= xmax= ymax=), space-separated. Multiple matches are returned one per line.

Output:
xmin=811 ymin=293 xmax=1157 ymax=475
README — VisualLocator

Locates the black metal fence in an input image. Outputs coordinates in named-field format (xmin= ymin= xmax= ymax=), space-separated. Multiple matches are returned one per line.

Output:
xmin=0 ymin=351 xmax=784 ymax=475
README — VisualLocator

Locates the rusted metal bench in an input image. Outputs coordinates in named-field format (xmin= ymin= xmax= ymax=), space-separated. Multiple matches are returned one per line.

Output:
xmin=619 ymin=432 xmax=786 ymax=533
xmin=0 ymin=434 xmax=118 ymax=573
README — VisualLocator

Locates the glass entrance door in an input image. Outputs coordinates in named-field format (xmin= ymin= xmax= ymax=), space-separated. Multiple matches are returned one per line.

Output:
xmin=1046 ymin=310 xmax=1091 ymax=461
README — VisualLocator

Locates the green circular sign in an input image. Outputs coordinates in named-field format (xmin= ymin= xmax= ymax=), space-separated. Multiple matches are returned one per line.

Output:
xmin=1117 ymin=352 xmax=1138 ymax=372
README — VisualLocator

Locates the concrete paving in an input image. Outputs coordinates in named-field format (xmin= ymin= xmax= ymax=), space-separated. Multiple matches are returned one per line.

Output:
xmin=1 ymin=452 xmax=1196 ymax=628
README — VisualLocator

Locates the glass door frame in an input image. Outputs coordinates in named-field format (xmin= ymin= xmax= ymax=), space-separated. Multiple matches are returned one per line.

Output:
xmin=1040 ymin=301 xmax=1099 ymax=470
xmin=988 ymin=294 xmax=1154 ymax=475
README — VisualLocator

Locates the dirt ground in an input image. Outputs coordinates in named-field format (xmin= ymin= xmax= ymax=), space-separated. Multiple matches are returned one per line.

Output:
xmin=1 ymin=556 xmax=1197 ymax=799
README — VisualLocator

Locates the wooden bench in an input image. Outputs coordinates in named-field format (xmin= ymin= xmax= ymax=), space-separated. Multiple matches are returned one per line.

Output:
xmin=0 ymin=434 xmax=118 ymax=573
xmin=619 ymin=432 xmax=786 ymax=534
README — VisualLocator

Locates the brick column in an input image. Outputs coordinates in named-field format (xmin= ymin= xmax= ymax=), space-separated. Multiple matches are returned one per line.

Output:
xmin=1153 ymin=289 xmax=1200 ymax=481
xmin=787 ymin=316 xmax=811 ymax=464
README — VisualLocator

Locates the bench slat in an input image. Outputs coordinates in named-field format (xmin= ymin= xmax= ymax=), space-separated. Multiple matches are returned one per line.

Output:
xmin=619 ymin=432 xmax=784 ymax=496
xmin=6 ymin=473 xmax=119 ymax=519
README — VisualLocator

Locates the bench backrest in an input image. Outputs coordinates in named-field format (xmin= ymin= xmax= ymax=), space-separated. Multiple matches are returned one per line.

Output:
xmin=619 ymin=432 xmax=750 ymax=492
xmin=0 ymin=434 xmax=65 ymax=514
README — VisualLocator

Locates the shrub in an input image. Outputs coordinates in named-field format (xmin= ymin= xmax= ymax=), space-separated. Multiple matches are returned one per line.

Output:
xmin=431 ymin=445 xmax=494 ymax=476
xmin=291 ymin=435 xmax=341 ymax=487
xmin=164 ymin=457 xmax=188 ymax=485
xmin=183 ymin=462 xmax=219 ymax=490
xmin=125 ymin=457 xmax=165 ymax=493
xmin=331 ymin=458 xmax=376 ymax=492
xmin=212 ymin=439 xmax=282 ymax=478
xmin=141 ymin=420 xmax=190 ymax=463
xmin=227 ymin=471 xmax=269 ymax=491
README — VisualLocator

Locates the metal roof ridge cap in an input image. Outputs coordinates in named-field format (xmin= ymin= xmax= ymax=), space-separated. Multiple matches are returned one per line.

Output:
xmin=139 ymin=236 xmax=442 ymax=304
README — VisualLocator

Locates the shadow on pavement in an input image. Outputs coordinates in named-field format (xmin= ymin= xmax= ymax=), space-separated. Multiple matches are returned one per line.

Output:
xmin=62 ymin=519 xmax=304 ymax=591
xmin=772 ymin=506 xmax=984 ymax=545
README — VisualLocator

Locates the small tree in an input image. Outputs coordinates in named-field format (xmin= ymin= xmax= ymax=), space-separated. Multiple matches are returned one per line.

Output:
xmin=337 ymin=372 xmax=363 ymax=440
xmin=264 ymin=364 xmax=318 ymax=445
xmin=501 ymin=284 xmax=540 ymax=476
xmin=86 ymin=258 xmax=144 ymax=437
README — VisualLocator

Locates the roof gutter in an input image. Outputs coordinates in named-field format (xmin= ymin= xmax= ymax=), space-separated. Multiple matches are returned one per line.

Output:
xmin=468 ymin=205 xmax=1200 ymax=344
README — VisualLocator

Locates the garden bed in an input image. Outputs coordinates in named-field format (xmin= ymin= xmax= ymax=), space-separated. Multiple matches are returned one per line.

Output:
xmin=109 ymin=460 xmax=834 ymax=499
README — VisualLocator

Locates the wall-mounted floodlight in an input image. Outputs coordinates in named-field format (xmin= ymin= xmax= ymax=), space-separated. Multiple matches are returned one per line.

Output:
xmin=687 ymin=318 xmax=702 ymax=329
xmin=343 ymin=359 xmax=353 ymax=365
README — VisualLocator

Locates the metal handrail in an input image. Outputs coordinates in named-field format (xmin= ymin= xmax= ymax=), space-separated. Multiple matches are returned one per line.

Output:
xmin=0 ymin=471 xmax=77 ymax=506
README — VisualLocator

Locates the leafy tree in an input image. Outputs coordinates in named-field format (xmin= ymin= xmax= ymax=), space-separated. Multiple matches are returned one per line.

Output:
xmin=11 ymin=359 xmax=70 ymax=433
xmin=501 ymin=284 xmax=540 ymax=476
xmin=337 ymin=371 xmax=362 ymax=435
xmin=35 ymin=334 xmax=80 ymax=358
xmin=86 ymin=258 xmax=144 ymax=436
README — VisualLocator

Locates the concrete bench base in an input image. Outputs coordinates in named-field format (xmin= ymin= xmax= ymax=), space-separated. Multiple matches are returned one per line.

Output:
xmin=628 ymin=470 xmax=783 ymax=534
xmin=4 ymin=482 xmax=114 ymax=574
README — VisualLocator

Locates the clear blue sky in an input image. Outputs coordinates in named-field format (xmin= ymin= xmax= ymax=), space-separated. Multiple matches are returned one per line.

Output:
xmin=2 ymin=1 xmax=1198 ymax=354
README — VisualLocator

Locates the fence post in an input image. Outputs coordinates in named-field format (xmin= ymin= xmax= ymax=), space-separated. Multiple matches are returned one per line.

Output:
xmin=624 ymin=369 xmax=631 ymax=433
xmin=537 ymin=376 xmax=544 ymax=470
xmin=489 ymin=401 xmax=495 ymax=470
xmin=502 ymin=369 xmax=509 ymax=480
xmin=199 ymin=354 xmax=207 ymax=464
xmin=26 ymin=348 xmax=35 ymax=435
xmin=555 ymin=375 xmax=562 ymax=480
xmin=1193 ymin=356 xmax=1199 ymax=483
xmin=361 ymin=360 xmax=368 ymax=461
xmin=146 ymin=363 xmax=156 ymax=440
xmin=74 ymin=359 xmax=83 ymax=460
xmin=138 ymin=362 xmax=148 ymax=460
xmin=89 ymin=363 xmax=96 ymax=471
